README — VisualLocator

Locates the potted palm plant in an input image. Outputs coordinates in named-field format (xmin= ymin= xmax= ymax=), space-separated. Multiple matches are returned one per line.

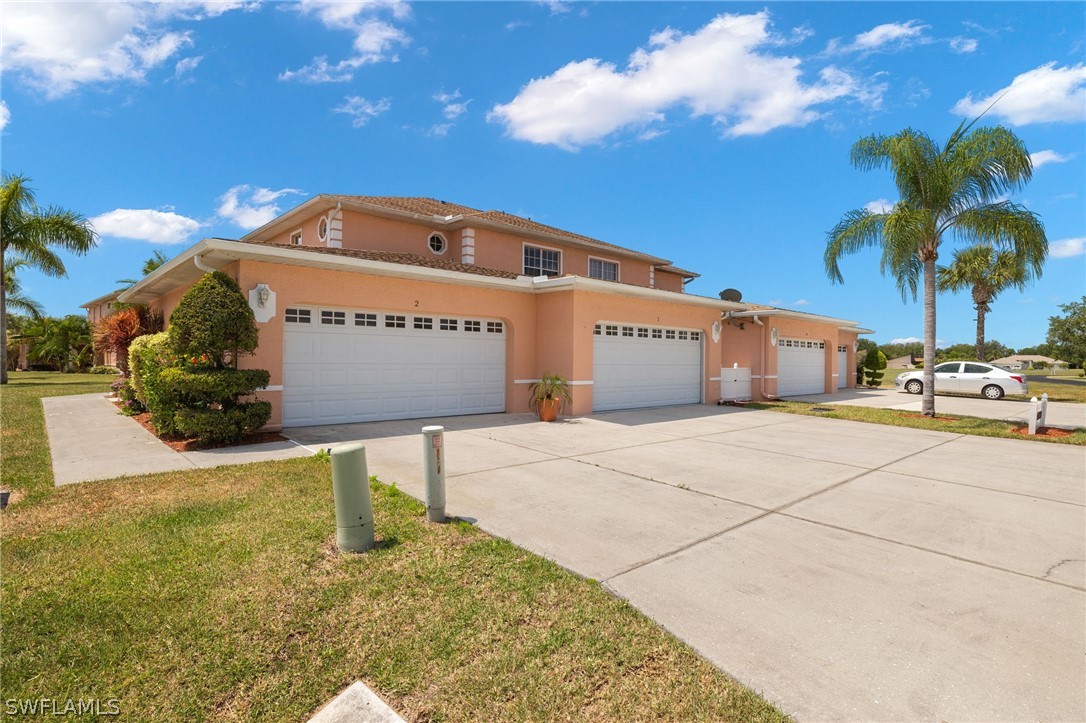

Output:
xmin=529 ymin=374 xmax=572 ymax=422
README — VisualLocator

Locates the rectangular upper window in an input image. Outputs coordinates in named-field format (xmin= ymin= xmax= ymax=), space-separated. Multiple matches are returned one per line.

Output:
xmin=320 ymin=310 xmax=346 ymax=326
xmin=290 ymin=230 xmax=303 ymax=246
xmin=588 ymin=258 xmax=619 ymax=281
xmin=524 ymin=245 xmax=561 ymax=277
xmin=440 ymin=318 xmax=458 ymax=331
xmin=285 ymin=308 xmax=311 ymax=324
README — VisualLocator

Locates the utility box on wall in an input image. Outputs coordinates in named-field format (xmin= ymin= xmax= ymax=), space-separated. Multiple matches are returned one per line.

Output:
xmin=721 ymin=366 xmax=752 ymax=402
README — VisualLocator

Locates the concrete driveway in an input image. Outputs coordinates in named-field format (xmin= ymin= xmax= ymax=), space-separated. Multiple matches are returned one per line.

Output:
xmin=287 ymin=405 xmax=1085 ymax=722
xmin=792 ymin=387 xmax=1086 ymax=429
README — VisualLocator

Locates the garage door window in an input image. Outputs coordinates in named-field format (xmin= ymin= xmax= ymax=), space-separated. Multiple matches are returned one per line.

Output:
xmin=285 ymin=308 xmax=311 ymax=324
xmin=385 ymin=315 xmax=406 ymax=328
xmin=355 ymin=313 xmax=377 ymax=327
xmin=440 ymin=318 xmax=458 ymax=331
xmin=414 ymin=317 xmax=433 ymax=330
xmin=321 ymin=310 xmax=346 ymax=326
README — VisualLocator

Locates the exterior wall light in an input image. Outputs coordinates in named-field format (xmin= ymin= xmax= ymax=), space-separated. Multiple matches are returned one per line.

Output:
xmin=257 ymin=284 xmax=271 ymax=307
xmin=770 ymin=327 xmax=779 ymax=346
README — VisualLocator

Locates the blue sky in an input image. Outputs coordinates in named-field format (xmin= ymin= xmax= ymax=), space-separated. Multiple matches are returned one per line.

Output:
xmin=2 ymin=1 xmax=1083 ymax=349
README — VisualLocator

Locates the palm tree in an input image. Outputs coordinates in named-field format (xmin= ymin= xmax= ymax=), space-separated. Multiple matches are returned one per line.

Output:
xmin=116 ymin=250 xmax=171 ymax=288
xmin=937 ymin=244 xmax=1040 ymax=361
xmin=3 ymin=258 xmax=45 ymax=318
xmin=825 ymin=121 xmax=1047 ymax=416
xmin=1 ymin=173 xmax=97 ymax=383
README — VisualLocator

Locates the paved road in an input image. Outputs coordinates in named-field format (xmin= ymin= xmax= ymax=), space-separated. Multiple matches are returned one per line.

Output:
xmin=287 ymin=405 xmax=1085 ymax=722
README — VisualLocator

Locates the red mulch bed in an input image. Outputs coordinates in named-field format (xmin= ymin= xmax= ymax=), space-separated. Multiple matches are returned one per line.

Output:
xmin=115 ymin=402 xmax=287 ymax=452
xmin=1011 ymin=426 xmax=1073 ymax=438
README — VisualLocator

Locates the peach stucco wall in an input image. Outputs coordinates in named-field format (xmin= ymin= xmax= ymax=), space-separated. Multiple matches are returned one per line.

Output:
xmin=147 ymin=257 xmax=863 ymax=428
xmin=263 ymin=208 xmax=666 ymax=290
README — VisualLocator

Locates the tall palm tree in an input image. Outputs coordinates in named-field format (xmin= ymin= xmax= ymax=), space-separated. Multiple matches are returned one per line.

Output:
xmin=1 ymin=173 xmax=97 ymax=383
xmin=3 ymin=258 xmax=45 ymax=318
xmin=825 ymin=121 xmax=1047 ymax=416
xmin=937 ymin=244 xmax=1040 ymax=361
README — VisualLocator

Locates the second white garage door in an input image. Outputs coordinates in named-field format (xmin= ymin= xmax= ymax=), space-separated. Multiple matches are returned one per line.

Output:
xmin=593 ymin=323 xmax=702 ymax=411
xmin=777 ymin=338 xmax=826 ymax=396
xmin=282 ymin=307 xmax=505 ymax=427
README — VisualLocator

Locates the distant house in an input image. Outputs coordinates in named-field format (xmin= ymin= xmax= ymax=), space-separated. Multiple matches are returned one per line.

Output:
xmin=886 ymin=354 xmax=920 ymax=369
xmin=988 ymin=354 xmax=1069 ymax=370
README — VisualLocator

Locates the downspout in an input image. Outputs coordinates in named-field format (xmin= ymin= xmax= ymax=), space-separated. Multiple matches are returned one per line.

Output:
xmin=194 ymin=253 xmax=214 ymax=272
xmin=749 ymin=314 xmax=778 ymax=400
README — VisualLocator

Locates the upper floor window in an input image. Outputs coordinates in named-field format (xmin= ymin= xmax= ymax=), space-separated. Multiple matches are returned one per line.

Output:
xmin=524 ymin=245 xmax=560 ymax=277
xmin=588 ymin=258 xmax=618 ymax=281
xmin=428 ymin=233 xmax=447 ymax=255
xmin=290 ymin=230 xmax=303 ymax=246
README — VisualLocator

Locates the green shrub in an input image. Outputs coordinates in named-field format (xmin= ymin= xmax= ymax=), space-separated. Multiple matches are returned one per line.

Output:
xmin=158 ymin=368 xmax=270 ymax=404
xmin=129 ymin=332 xmax=183 ymax=435
xmin=174 ymin=401 xmax=272 ymax=444
xmin=89 ymin=365 xmax=121 ymax=375
xmin=864 ymin=349 xmax=888 ymax=386
xmin=168 ymin=271 xmax=258 ymax=367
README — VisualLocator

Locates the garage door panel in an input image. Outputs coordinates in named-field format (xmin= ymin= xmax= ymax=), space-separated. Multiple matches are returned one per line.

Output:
xmin=778 ymin=338 xmax=826 ymax=396
xmin=283 ymin=308 xmax=506 ymax=426
xmin=593 ymin=325 xmax=702 ymax=412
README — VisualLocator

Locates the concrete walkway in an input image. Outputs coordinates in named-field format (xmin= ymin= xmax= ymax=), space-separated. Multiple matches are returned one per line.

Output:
xmin=791 ymin=387 xmax=1086 ymax=428
xmin=43 ymin=393 xmax=311 ymax=486
xmin=288 ymin=405 xmax=1086 ymax=722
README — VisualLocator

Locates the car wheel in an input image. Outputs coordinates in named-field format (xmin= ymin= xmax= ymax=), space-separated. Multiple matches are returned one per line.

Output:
xmin=982 ymin=384 xmax=1005 ymax=400
xmin=904 ymin=379 xmax=923 ymax=395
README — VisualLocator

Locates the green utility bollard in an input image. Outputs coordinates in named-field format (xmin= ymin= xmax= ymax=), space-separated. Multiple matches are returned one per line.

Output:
xmin=331 ymin=443 xmax=375 ymax=552
xmin=422 ymin=426 xmax=446 ymax=522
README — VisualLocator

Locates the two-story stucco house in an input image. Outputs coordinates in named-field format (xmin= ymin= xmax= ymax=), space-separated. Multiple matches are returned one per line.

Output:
xmin=102 ymin=195 xmax=872 ymax=430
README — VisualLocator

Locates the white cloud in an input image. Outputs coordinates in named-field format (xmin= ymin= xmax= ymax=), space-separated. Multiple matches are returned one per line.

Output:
xmin=174 ymin=55 xmax=203 ymax=78
xmin=828 ymin=20 xmax=929 ymax=54
xmin=792 ymin=299 xmax=811 ymax=306
xmin=506 ymin=20 xmax=529 ymax=31
xmin=864 ymin=198 xmax=894 ymax=214
xmin=433 ymin=89 xmax=470 ymax=120
xmin=952 ymin=62 xmax=1086 ymax=125
xmin=1050 ymin=237 xmax=1085 ymax=258
xmin=217 ymin=185 xmax=305 ymax=230
xmin=949 ymin=36 xmax=977 ymax=54
xmin=280 ymin=1 xmax=410 ymax=83
xmin=0 ymin=2 xmax=246 ymax=98
xmin=890 ymin=337 xmax=922 ymax=344
xmin=0 ymin=101 xmax=9 ymax=131
xmin=90 ymin=208 xmax=202 ymax=244
xmin=333 ymin=95 xmax=391 ymax=127
xmin=1030 ymin=149 xmax=1073 ymax=169
xmin=489 ymin=11 xmax=876 ymax=150
xmin=428 ymin=123 xmax=452 ymax=137
xmin=540 ymin=0 xmax=572 ymax=14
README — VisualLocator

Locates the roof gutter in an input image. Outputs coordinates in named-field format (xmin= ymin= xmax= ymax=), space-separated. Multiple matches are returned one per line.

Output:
xmin=730 ymin=308 xmax=861 ymax=327
xmin=531 ymin=275 xmax=748 ymax=311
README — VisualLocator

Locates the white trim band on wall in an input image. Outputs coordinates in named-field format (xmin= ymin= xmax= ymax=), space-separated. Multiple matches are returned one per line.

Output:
xmin=258 ymin=385 xmax=284 ymax=392
xmin=750 ymin=375 xmax=778 ymax=379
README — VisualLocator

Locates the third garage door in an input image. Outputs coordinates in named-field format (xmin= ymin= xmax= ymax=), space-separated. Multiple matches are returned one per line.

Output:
xmin=777 ymin=337 xmax=826 ymax=396
xmin=593 ymin=323 xmax=702 ymax=411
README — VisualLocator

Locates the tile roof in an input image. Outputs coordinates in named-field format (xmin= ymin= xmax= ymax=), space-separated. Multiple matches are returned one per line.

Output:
xmin=330 ymin=196 xmax=665 ymax=261
xmin=245 ymin=242 xmax=521 ymax=279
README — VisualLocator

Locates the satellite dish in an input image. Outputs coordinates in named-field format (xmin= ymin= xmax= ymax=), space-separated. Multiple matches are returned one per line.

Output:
xmin=719 ymin=288 xmax=743 ymax=302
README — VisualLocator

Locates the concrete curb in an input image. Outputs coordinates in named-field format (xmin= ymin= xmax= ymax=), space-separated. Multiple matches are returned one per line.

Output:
xmin=308 ymin=681 xmax=404 ymax=723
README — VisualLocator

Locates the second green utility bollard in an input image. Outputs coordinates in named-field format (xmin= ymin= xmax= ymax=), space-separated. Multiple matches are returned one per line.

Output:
xmin=331 ymin=443 xmax=375 ymax=552
xmin=422 ymin=426 xmax=446 ymax=522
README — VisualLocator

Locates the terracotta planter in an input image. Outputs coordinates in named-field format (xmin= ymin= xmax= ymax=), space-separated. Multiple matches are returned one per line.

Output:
xmin=537 ymin=398 xmax=561 ymax=422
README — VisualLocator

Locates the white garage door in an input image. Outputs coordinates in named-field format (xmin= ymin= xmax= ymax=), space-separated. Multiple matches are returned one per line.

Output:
xmin=282 ymin=307 xmax=505 ymax=426
xmin=593 ymin=323 xmax=702 ymax=411
xmin=837 ymin=345 xmax=849 ymax=388
xmin=777 ymin=338 xmax=826 ymax=396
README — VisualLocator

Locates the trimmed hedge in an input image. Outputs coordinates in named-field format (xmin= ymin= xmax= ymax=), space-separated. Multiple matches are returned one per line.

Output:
xmin=89 ymin=365 xmax=121 ymax=375
xmin=129 ymin=333 xmax=181 ymax=435
xmin=158 ymin=368 xmax=270 ymax=404
xmin=174 ymin=401 xmax=272 ymax=444
xmin=168 ymin=271 xmax=258 ymax=367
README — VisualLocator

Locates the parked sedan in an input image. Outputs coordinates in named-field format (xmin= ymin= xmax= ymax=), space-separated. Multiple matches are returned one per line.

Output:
xmin=894 ymin=362 xmax=1028 ymax=399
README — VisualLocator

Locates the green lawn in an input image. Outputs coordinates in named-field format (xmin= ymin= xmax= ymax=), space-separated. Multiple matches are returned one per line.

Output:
xmin=1 ymin=373 xmax=785 ymax=722
xmin=751 ymin=399 xmax=1086 ymax=444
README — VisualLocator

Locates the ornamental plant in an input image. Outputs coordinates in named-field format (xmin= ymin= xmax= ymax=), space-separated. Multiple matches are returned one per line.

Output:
xmin=864 ymin=349 xmax=888 ymax=387
xmin=167 ymin=271 xmax=258 ymax=368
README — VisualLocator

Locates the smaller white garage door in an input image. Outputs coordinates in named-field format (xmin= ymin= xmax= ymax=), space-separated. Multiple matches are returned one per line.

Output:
xmin=777 ymin=338 xmax=826 ymax=396
xmin=837 ymin=345 xmax=849 ymax=388
xmin=593 ymin=323 xmax=702 ymax=411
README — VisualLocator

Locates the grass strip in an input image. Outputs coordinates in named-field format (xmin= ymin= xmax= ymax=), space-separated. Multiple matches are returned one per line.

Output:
xmin=2 ymin=373 xmax=786 ymax=722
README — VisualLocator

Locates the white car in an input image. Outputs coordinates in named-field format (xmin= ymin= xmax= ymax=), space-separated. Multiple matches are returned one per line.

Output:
xmin=894 ymin=362 xmax=1028 ymax=400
